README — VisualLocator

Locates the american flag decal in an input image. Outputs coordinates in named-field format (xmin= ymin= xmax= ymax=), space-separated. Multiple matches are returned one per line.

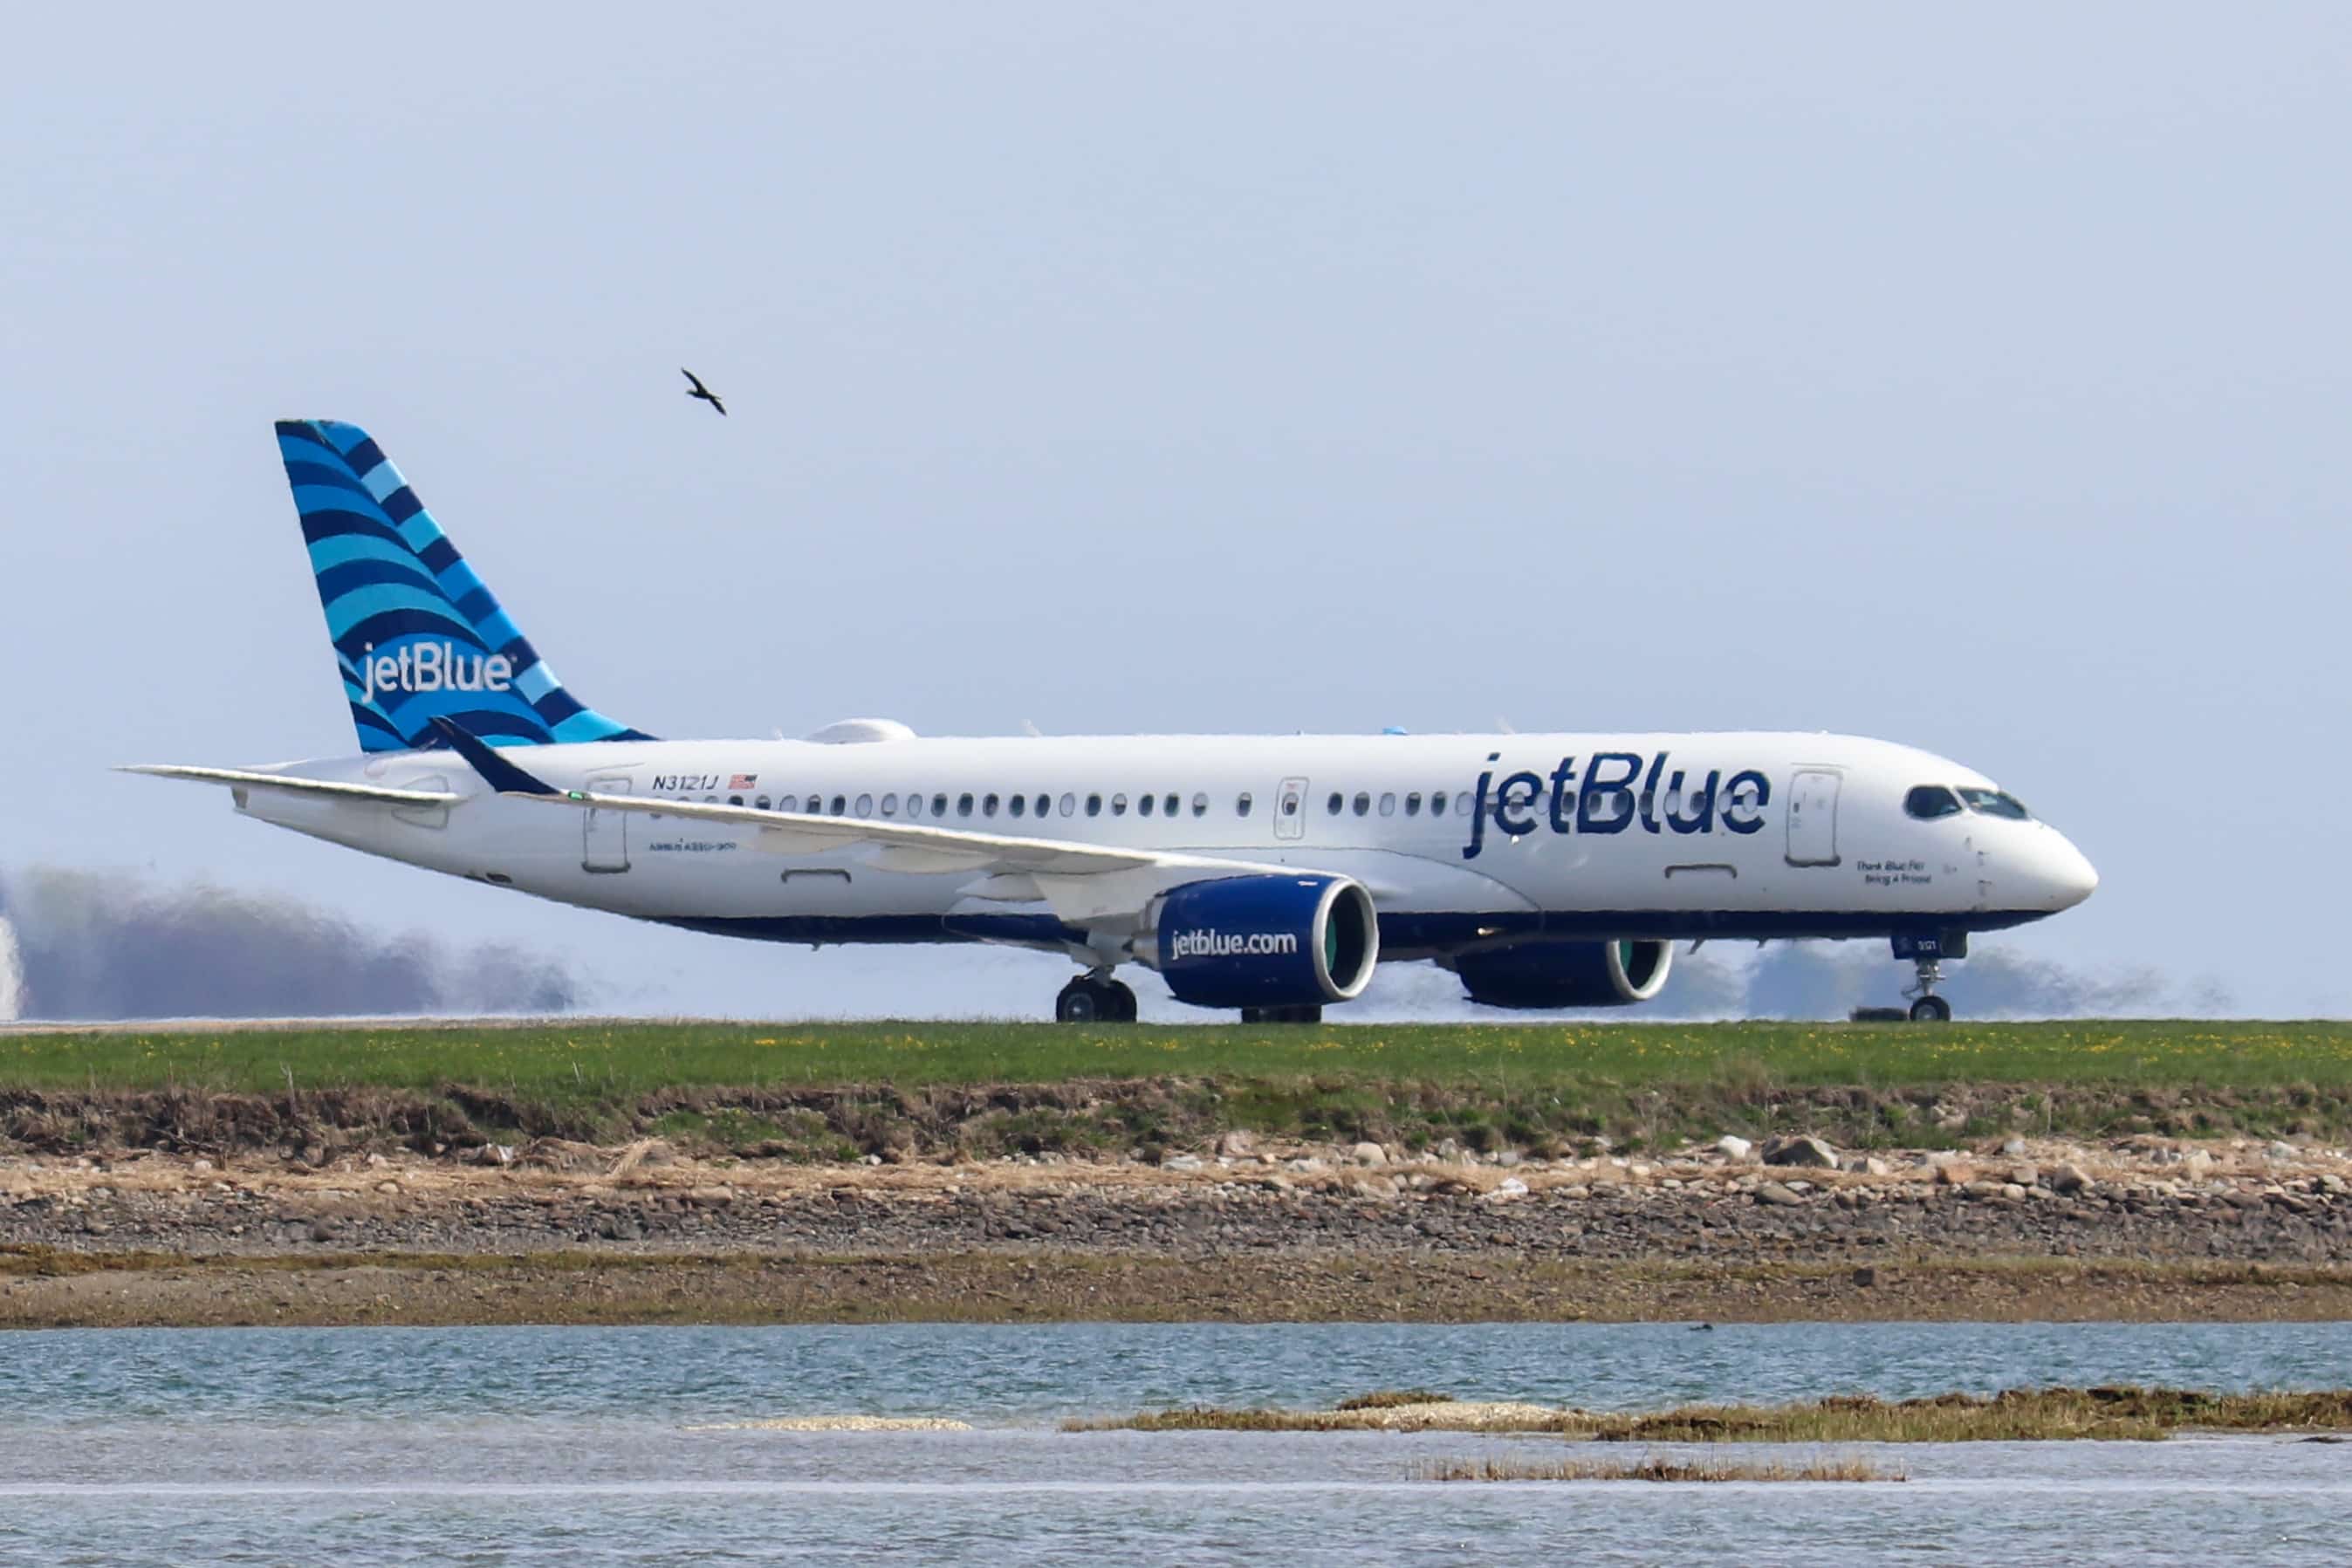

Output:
xmin=729 ymin=773 xmax=758 ymax=791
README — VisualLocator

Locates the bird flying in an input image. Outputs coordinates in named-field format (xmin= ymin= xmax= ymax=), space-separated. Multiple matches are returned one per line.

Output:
xmin=681 ymin=367 xmax=727 ymax=416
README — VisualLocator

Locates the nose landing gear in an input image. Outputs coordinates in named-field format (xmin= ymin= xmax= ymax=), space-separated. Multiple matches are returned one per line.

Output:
xmin=1891 ymin=932 xmax=1964 ymax=1023
xmin=1903 ymin=961 xmax=1953 ymax=1023
xmin=1054 ymin=970 xmax=1138 ymax=1024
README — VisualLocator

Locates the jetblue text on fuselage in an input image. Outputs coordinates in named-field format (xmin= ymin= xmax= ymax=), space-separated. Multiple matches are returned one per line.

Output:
xmin=356 ymin=642 xmax=514 ymax=704
xmin=1462 ymin=751 xmax=1772 ymax=860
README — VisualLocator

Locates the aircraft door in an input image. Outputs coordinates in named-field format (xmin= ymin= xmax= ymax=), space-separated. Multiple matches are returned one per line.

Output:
xmin=1785 ymin=769 xmax=1841 ymax=867
xmin=1274 ymin=777 xmax=1308 ymax=841
xmin=583 ymin=777 xmax=631 ymax=873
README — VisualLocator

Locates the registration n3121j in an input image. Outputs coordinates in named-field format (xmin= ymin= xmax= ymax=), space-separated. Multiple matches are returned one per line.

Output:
xmin=127 ymin=421 xmax=2097 ymax=1024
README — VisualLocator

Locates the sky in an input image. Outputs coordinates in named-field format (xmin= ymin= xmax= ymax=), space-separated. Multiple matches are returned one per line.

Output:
xmin=3 ymin=4 xmax=2347 ymax=1019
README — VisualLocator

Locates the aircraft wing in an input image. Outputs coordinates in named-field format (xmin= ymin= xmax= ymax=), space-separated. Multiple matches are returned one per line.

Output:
xmin=422 ymin=718 xmax=1339 ymax=929
xmin=525 ymin=787 xmax=1327 ymax=923
xmin=118 ymin=764 xmax=463 ymax=807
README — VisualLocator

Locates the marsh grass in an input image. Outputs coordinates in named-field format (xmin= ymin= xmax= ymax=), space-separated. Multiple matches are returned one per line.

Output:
xmin=1414 ymin=1454 xmax=1900 ymax=1482
xmin=1334 ymin=1389 xmax=1455 ymax=1410
xmin=1068 ymin=1387 xmax=2352 ymax=1441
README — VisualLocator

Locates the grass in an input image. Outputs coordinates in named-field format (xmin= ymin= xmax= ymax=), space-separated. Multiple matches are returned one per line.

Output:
xmin=1413 ymin=1455 xmax=1899 ymax=1482
xmin=6 ymin=1019 xmax=2352 ymax=1154
xmin=1069 ymin=1386 xmax=2352 ymax=1441
xmin=11 ymin=1019 xmax=2352 ymax=1099
xmin=1335 ymin=1389 xmax=1455 ymax=1410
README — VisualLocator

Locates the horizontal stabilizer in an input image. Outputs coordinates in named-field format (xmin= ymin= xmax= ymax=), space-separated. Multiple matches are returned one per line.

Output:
xmin=119 ymin=764 xmax=463 ymax=806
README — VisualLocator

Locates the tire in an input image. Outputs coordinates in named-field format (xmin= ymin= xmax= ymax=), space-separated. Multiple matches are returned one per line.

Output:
xmin=1909 ymin=995 xmax=1952 ymax=1024
xmin=1104 ymin=981 xmax=1138 ymax=1023
xmin=1055 ymin=980 xmax=1103 ymax=1024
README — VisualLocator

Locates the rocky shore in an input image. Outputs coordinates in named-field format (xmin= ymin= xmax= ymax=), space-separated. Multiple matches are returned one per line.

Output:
xmin=6 ymin=1130 xmax=2351 ymax=1327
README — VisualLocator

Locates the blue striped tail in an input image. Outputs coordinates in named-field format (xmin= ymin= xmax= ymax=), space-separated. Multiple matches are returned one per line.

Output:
xmin=274 ymin=420 xmax=653 ymax=753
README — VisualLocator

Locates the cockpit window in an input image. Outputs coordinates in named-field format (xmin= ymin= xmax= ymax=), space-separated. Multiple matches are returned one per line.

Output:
xmin=1958 ymin=787 xmax=2031 ymax=820
xmin=1903 ymin=785 xmax=1964 ymax=820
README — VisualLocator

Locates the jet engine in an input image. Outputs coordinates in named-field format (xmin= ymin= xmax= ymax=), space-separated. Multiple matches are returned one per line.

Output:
xmin=1443 ymin=940 xmax=1674 ymax=1010
xmin=1142 ymin=874 xmax=1379 ymax=1010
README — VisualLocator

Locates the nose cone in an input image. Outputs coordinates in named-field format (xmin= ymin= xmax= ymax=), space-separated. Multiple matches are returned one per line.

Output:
xmin=2036 ymin=833 xmax=2099 ymax=912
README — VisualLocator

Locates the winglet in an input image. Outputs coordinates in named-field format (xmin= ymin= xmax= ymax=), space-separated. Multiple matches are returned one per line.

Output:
xmin=429 ymin=716 xmax=558 ymax=795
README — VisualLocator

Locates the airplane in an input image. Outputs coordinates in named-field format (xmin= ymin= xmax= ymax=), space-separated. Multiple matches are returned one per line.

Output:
xmin=126 ymin=420 xmax=2098 ymax=1025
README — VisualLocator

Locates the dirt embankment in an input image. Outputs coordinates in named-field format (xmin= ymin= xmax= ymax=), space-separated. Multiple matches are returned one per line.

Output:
xmin=6 ymin=1127 xmax=2352 ymax=1328
xmin=8 ymin=1075 xmax=2351 ymax=1166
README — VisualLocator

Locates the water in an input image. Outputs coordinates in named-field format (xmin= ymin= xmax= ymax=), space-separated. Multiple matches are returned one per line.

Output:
xmin=3 ymin=1323 xmax=2349 ymax=1565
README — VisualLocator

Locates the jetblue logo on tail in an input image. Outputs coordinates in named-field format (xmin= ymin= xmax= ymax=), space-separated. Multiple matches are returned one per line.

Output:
xmin=357 ymin=643 xmax=516 ymax=704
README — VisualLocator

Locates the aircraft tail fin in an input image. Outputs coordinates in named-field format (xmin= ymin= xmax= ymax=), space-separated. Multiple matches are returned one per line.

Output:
xmin=273 ymin=420 xmax=654 ymax=753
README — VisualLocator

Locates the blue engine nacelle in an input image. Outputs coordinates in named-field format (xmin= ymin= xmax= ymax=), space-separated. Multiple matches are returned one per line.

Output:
xmin=1145 ymin=874 xmax=1379 ymax=1010
xmin=1443 ymin=940 xmax=1674 ymax=1010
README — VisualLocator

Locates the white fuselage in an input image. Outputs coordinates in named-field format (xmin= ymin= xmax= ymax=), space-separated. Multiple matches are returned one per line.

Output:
xmin=230 ymin=728 xmax=2098 ymax=963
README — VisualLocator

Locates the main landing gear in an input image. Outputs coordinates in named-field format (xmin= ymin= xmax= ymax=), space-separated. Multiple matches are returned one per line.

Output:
xmin=1055 ymin=971 xmax=1137 ymax=1024
xmin=1238 ymin=1005 xmax=1322 ymax=1024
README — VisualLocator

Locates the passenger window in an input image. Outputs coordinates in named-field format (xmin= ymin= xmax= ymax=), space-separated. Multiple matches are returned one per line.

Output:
xmin=703 ymin=795 xmax=717 ymax=804
xmin=1379 ymin=792 xmax=1395 ymax=817
xmin=1059 ymin=792 xmax=1076 ymax=817
xmin=1139 ymin=794 xmax=1155 ymax=817
xmin=1352 ymin=791 xmax=1370 ymax=816
xmin=728 ymin=795 xmax=744 ymax=806
xmin=1430 ymin=791 xmax=1448 ymax=815
xmin=1191 ymin=791 xmax=1208 ymax=818
xmin=1163 ymin=793 xmax=1179 ymax=817
xmin=1405 ymin=792 xmax=1422 ymax=817
xmin=1009 ymin=795 xmax=1026 ymax=818
xmin=778 ymin=795 xmax=799 ymax=813
xmin=1087 ymin=793 xmax=1103 ymax=817
xmin=906 ymin=794 xmax=922 ymax=818
xmin=881 ymin=793 xmax=899 ymax=817
xmin=957 ymin=792 xmax=974 ymax=817
xmin=854 ymin=793 xmax=874 ymax=817
xmin=755 ymin=795 xmax=771 ymax=811
xmin=1111 ymin=793 xmax=1128 ymax=815
xmin=1237 ymin=792 xmax=1253 ymax=816
xmin=1036 ymin=794 xmax=1051 ymax=818
xmin=1905 ymin=785 xmax=1965 ymax=821
xmin=983 ymin=793 xmax=999 ymax=817
xmin=1327 ymin=792 xmax=1342 ymax=815
xmin=931 ymin=794 xmax=948 ymax=818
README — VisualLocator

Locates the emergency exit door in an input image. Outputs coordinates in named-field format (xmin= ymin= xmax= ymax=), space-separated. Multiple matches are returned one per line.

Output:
xmin=1785 ymin=769 xmax=1841 ymax=867
xmin=1274 ymin=777 xmax=1308 ymax=841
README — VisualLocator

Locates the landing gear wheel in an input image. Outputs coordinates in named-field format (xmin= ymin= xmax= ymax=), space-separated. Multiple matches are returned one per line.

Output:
xmin=1055 ymin=978 xmax=1105 ymax=1024
xmin=1055 ymin=975 xmax=1138 ymax=1024
xmin=1909 ymin=994 xmax=1952 ymax=1024
xmin=1239 ymin=1004 xmax=1324 ymax=1024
